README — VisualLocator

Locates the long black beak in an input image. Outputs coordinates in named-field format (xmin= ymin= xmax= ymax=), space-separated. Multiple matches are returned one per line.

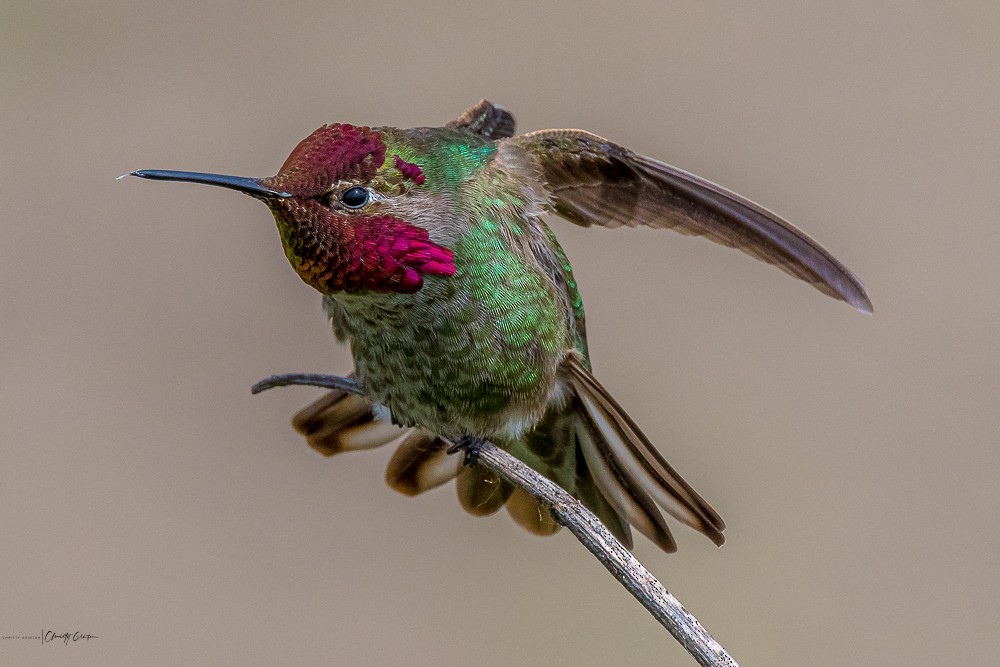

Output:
xmin=125 ymin=170 xmax=292 ymax=198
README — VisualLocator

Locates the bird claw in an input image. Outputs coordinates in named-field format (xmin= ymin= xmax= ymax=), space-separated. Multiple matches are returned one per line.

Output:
xmin=446 ymin=436 xmax=484 ymax=467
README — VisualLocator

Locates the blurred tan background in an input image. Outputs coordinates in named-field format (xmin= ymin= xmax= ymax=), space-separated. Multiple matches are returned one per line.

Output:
xmin=2 ymin=1 xmax=998 ymax=665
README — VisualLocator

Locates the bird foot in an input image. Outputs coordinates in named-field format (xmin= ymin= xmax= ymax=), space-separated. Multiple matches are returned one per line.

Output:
xmin=446 ymin=436 xmax=484 ymax=467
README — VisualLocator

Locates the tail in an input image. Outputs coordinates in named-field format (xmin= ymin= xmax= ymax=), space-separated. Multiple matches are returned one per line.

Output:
xmin=290 ymin=358 xmax=724 ymax=553
xmin=559 ymin=354 xmax=725 ymax=551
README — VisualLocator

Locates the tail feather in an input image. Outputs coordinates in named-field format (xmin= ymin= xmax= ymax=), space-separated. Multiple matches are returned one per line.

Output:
xmin=510 ymin=413 xmax=634 ymax=546
xmin=565 ymin=355 xmax=726 ymax=546
xmin=292 ymin=387 xmax=406 ymax=457
xmin=506 ymin=487 xmax=561 ymax=536
xmin=575 ymin=414 xmax=678 ymax=552
xmin=385 ymin=431 xmax=460 ymax=495
xmin=456 ymin=465 xmax=514 ymax=516
xmin=571 ymin=455 xmax=634 ymax=549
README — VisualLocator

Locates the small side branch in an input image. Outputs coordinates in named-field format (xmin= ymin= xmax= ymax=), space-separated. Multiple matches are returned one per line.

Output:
xmin=253 ymin=373 xmax=738 ymax=667
xmin=251 ymin=373 xmax=361 ymax=395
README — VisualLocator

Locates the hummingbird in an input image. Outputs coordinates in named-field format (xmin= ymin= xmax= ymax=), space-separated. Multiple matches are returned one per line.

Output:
xmin=130 ymin=100 xmax=871 ymax=553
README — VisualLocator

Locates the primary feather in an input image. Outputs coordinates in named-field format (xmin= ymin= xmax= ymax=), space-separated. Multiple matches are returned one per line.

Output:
xmin=513 ymin=128 xmax=872 ymax=313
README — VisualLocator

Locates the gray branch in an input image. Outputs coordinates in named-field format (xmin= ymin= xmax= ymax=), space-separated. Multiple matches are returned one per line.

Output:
xmin=253 ymin=372 xmax=739 ymax=667
xmin=474 ymin=440 xmax=738 ymax=667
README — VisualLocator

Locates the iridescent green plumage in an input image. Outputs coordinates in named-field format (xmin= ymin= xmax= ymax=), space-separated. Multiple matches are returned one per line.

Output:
xmin=324 ymin=126 xmax=569 ymax=440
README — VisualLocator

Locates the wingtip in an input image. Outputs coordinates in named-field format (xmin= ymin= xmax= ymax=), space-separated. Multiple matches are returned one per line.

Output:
xmin=847 ymin=289 xmax=874 ymax=315
xmin=826 ymin=268 xmax=872 ymax=314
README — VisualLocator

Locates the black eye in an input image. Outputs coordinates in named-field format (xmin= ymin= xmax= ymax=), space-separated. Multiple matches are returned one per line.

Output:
xmin=341 ymin=186 xmax=370 ymax=209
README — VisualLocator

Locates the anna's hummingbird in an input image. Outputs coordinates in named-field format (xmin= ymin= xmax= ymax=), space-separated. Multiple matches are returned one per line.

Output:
xmin=130 ymin=100 xmax=871 ymax=553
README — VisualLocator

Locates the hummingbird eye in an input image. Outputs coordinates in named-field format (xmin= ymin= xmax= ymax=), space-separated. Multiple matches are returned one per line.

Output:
xmin=340 ymin=186 xmax=370 ymax=209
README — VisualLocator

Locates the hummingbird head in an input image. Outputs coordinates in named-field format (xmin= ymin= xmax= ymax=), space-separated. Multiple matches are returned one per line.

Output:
xmin=130 ymin=124 xmax=455 ymax=294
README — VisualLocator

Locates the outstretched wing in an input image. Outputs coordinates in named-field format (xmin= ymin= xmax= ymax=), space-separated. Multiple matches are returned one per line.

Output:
xmin=512 ymin=129 xmax=872 ymax=313
xmin=446 ymin=99 xmax=517 ymax=140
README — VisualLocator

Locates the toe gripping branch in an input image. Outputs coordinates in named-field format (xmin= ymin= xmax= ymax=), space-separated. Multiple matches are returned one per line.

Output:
xmin=446 ymin=436 xmax=485 ymax=467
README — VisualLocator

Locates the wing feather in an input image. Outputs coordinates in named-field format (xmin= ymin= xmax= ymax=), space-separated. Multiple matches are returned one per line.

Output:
xmin=446 ymin=99 xmax=517 ymax=140
xmin=513 ymin=129 xmax=872 ymax=313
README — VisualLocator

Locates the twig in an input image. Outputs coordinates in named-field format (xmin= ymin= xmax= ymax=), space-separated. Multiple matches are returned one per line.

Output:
xmin=475 ymin=440 xmax=738 ymax=667
xmin=253 ymin=372 xmax=739 ymax=667
xmin=251 ymin=373 xmax=362 ymax=395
